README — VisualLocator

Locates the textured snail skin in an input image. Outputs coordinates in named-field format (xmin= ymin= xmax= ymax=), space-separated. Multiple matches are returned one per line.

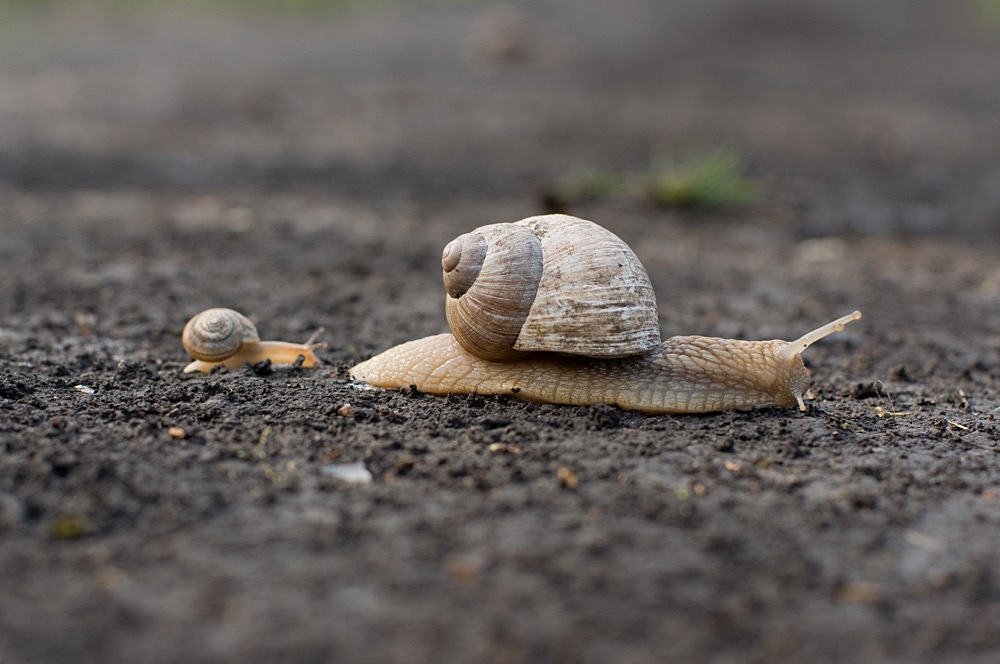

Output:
xmin=183 ymin=341 xmax=322 ymax=373
xmin=350 ymin=333 xmax=813 ymax=414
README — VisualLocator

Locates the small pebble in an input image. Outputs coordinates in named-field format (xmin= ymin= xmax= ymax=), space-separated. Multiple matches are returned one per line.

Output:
xmin=168 ymin=426 xmax=187 ymax=440
xmin=337 ymin=403 xmax=355 ymax=417
xmin=322 ymin=462 xmax=373 ymax=484
xmin=837 ymin=581 xmax=881 ymax=604
xmin=447 ymin=559 xmax=481 ymax=584
xmin=557 ymin=466 xmax=579 ymax=490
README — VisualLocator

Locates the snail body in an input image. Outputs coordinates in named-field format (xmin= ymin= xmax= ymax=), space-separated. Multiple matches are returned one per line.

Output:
xmin=350 ymin=214 xmax=861 ymax=414
xmin=350 ymin=314 xmax=860 ymax=414
xmin=182 ymin=308 xmax=324 ymax=373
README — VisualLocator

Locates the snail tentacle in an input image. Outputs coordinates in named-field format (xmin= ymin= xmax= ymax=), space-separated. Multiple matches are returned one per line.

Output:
xmin=779 ymin=311 xmax=862 ymax=363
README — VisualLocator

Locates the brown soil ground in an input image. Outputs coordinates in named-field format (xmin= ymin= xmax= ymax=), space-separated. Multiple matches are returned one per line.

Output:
xmin=2 ymin=1 xmax=1000 ymax=662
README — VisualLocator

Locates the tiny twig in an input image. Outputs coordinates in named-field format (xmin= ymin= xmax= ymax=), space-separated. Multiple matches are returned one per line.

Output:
xmin=943 ymin=419 xmax=1000 ymax=453
xmin=872 ymin=380 xmax=910 ymax=418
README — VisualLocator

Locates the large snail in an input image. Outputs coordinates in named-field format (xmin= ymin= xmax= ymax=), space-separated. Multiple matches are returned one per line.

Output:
xmin=182 ymin=308 xmax=324 ymax=373
xmin=350 ymin=214 xmax=861 ymax=414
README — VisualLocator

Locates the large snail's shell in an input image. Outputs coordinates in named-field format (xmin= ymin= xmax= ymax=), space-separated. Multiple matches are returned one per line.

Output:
xmin=182 ymin=308 xmax=260 ymax=362
xmin=442 ymin=214 xmax=660 ymax=361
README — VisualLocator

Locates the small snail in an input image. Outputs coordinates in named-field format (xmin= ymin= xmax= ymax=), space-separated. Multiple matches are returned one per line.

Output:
xmin=182 ymin=308 xmax=324 ymax=373
xmin=350 ymin=214 xmax=861 ymax=414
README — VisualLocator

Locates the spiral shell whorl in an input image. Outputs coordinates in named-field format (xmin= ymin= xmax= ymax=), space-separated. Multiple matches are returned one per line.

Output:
xmin=442 ymin=232 xmax=488 ymax=299
xmin=182 ymin=308 xmax=260 ymax=362
xmin=442 ymin=214 xmax=661 ymax=361
xmin=444 ymin=224 xmax=543 ymax=361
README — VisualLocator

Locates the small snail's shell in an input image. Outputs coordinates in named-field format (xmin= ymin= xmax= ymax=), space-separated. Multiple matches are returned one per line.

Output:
xmin=182 ymin=308 xmax=260 ymax=362
xmin=442 ymin=214 xmax=660 ymax=361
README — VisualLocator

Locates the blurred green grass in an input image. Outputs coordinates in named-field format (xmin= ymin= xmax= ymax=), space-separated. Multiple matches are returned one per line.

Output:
xmin=978 ymin=0 xmax=1000 ymax=28
xmin=647 ymin=150 xmax=759 ymax=208
xmin=0 ymin=0 xmax=385 ymax=16
xmin=548 ymin=150 xmax=760 ymax=211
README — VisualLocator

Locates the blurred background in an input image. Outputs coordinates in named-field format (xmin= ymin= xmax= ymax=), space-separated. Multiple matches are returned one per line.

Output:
xmin=1 ymin=0 xmax=999 ymax=355
xmin=1 ymin=0 xmax=998 ymax=239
